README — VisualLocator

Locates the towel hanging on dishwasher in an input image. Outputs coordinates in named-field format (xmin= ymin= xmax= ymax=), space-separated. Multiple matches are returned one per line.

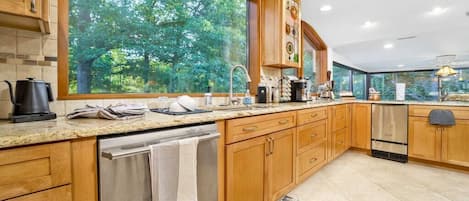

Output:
xmin=149 ymin=138 xmax=199 ymax=201
xmin=429 ymin=109 xmax=455 ymax=126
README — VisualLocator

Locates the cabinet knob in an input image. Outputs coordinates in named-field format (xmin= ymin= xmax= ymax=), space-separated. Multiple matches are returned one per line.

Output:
xmin=310 ymin=113 xmax=318 ymax=118
xmin=309 ymin=158 xmax=318 ymax=163
xmin=30 ymin=0 xmax=37 ymax=13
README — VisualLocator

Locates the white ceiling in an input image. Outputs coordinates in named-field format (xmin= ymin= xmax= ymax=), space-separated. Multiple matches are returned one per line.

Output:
xmin=302 ymin=0 xmax=469 ymax=72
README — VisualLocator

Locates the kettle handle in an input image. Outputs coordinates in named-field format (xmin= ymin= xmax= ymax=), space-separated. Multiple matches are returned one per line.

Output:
xmin=45 ymin=83 xmax=54 ymax=102
xmin=4 ymin=80 xmax=17 ymax=105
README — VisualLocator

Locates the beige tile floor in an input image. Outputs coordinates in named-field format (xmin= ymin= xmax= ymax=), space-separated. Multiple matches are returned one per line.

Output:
xmin=288 ymin=151 xmax=469 ymax=201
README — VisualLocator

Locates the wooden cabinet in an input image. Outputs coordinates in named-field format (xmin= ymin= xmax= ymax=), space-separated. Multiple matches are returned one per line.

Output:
xmin=441 ymin=120 xmax=469 ymax=167
xmin=262 ymin=0 xmax=302 ymax=68
xmin=0 ymin=0 xmax=50 ymax=33
xmin=0 ymin=141 xmax=71 ymax=200
xmin=296 ymin=119 xmax=327 ymax=154
xmin=267 ymin=129 xmax=295 ymax=201
xmin=6 ymin=185 xmax=71 ymax=201
xmin=297 ymin=107 xmax=327 ymax=126
xmin=226 ymin=129 xmax=295 ymax=201
xmin=226 ymin=136 xmax=267 ymax=201
xmin=351 ymin=103 xmax=371 ymax=150
xmin=296 ymin=141 xmax=327 ymax=183
xmin=408 ymin=117 xmax=441 ymax=161
xmin=328 ymin=104 xmax=351 ymax=161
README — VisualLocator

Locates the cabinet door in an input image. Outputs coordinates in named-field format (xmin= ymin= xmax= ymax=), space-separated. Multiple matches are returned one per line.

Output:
xmin=296 ymin=120 xmax=327 ymax=154
xmin=332 ymin=128 xmax=347 ymax=159
xmin=0 ymin=0 xmax=41 ymax=18
xmin=0 ymin=142 xmax=71 ymax=200
xmin=331 ymin=105 xmax=347 ymax=132
xmin=267 ymin=129 xmax=295 ymax=201
xmin=226 ymin=136 xmax=267 ymax=201
xmin=352 ymin=104 xmax=371 ymax=150
xmin=408 ymin=117 xmax=441 ymax=161
xmin=441 ymin=120 xmax=469 ymax=167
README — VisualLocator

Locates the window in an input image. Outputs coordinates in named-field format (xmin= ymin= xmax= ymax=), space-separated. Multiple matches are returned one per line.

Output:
xmin=332 ymin=62 xmax=367 ymax=99
xmin=66 ymin=0 xmax=248 ymax=95
xmin=369 ymin=71 xmax=438 ymax=101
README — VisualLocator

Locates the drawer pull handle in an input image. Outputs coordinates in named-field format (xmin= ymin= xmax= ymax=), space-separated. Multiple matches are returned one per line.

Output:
xmin=310 ymin=113 xmax=318 ymax=118
xmin=31 ymin=0 xmax=37 ymax=13
xmin=243 ymin=126 xmax=258 ymax=132
xmin=278 ymin=120 xmax=289 ymax=125
xmin=311 ymin=134 xmax=318 ymax=138
xmin=309 ymin=158 xmax=318 ymax=163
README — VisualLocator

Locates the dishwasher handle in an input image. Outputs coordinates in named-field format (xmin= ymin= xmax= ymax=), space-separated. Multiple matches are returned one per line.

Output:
xmin=101 ymin=132 xmax=220 ymax=160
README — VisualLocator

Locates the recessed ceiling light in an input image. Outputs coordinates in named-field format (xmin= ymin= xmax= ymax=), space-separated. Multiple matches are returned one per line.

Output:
xmin=320 ymin=5 xmax=332 ymax=12
xmin=361 ymin=21 xmax=377 ymax=29
xmin=384 ymin=43 xmax=394 ymax=49
xmin=427 ymin=6 xmax=449 ymax=16
xmin=397 ymin=64 xmax=405 ymax=68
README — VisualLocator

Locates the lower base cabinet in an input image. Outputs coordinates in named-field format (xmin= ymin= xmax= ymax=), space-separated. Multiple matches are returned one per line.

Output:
xmin=332 ymin=128 xmax=348 ymax=159
xmin=408 ymin=117 xmax=441 ymax=161
xmin=296 ymin=141 xmax=327 ymax=184
xmin=226 ymin=129 xmax=295 ymax=201
xmin=441 ymin=120 xmax=469 ymax=167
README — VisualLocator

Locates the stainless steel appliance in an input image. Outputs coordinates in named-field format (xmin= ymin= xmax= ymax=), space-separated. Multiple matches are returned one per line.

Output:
xmin=291 ymin=79 xmax=310 ymax=102
xmin=4 ymin=78 xmax=56 ymax=123
xmin=98 ymin=123 xmax=220 ymax=201
xmin=371 ymin=104 xmax=408 ymax=163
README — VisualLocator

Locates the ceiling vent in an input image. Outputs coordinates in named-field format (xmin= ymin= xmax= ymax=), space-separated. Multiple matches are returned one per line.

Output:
xmin=397 ymin=36 xmax=417 ymax=40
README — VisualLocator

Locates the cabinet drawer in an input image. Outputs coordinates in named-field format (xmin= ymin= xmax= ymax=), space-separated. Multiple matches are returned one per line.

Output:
xmin=409 ymin=105 xmax=469 ymax=120
xmin=331 ymin=105 xmax=347 ymax=132
xmin=297 ymin=142 xmax=326 ymax=178
xmin=0 ymin=0 xmax=41 ymax=18
xmin=297 ymin=107 xmax=327 ymax=126
xmin=296 ymin=120 xmax=327 ymax=154
xmin=6 ymin=185 xmax=71 ymax=201
xmin=0 ymin=142 xmax=72 ymax=200
xmin=226 ymin=111 xmax=296 ymax=144
xmin=334 ymin=129 xmax=347 ymax=157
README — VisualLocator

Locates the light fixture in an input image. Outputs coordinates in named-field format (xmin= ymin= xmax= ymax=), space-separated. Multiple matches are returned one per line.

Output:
xmin=435 ymin=55 xmax=458 ymax=77
xmin=361 ymin=21 xmax=377 ymax=29
xmin=320 ymin=5 xmax=332 ymax=12
xmin=427 ymin=6 xmax=449 ymax=16
xmin=384 ymin=43 xmax=394 ymax=49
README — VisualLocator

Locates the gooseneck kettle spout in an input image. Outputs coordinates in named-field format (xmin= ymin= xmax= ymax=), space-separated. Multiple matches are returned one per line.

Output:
xmin=4 ymin=80 xmax=17 ymax=106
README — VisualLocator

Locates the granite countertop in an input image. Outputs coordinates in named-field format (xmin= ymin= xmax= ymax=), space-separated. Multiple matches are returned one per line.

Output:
xmin=0 ymin=100 xmax=468 ymax=149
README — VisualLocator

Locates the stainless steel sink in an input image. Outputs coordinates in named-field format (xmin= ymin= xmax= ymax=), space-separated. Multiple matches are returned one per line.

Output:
xmin=211 ymin=104 xmax=280 ymax=111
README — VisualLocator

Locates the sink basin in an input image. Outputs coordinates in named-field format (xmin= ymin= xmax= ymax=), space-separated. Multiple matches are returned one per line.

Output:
xmin=211 ymin=104 xmax=280 ymax=111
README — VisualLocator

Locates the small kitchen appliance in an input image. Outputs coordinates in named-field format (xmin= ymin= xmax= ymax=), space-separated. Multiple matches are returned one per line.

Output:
xmin=4 ymin=78 xmax=56 ymax=123
xmin=291 ymin=79 xmax=311 ymax=102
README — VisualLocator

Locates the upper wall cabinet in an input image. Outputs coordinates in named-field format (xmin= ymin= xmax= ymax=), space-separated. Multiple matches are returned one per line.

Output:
xmin=262 ymin=0 xmax=302 ymax=68
xmin=0 ymin=0 xmax=50 ymax=33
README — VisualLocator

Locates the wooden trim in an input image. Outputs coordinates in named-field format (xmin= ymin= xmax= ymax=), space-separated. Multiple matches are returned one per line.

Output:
xmin=249 ymin=0 xmax=261 ymax=96
xmin=300 ymin=20 xmax=328 ymax=83
xmin=409 ymin=157 xmax=469 ymax=173
xmin=57 ymin=0 xmax=260 ymax=100
xmin=216 ymin=121 xmax=225 ymax=201
xmin=71 ymin=137 xmax=98 ymax=201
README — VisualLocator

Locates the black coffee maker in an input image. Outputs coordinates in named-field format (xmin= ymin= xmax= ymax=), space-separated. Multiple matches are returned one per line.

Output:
xmin=4 ymin=78 xmax=56 ymax=123
xmin=291 ymin=79 xmax=310 ymax=102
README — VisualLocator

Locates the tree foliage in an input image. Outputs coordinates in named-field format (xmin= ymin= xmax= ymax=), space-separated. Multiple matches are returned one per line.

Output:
xmin=69 ymin=0 xmax=248 ymax=94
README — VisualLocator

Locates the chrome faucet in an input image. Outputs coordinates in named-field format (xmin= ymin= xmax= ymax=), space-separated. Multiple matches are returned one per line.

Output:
xmin=438 ymin=76 xmax=448 ymax=102
xmin=229 ymin=64 xmax=251 ymax=105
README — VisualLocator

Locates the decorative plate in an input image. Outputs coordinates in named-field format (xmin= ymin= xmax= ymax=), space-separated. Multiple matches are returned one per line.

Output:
xmin=286 ymin=24 xmax=291 ymax=35
xmin=286 ymin=42 xmax=294 ymax=54
xmin=290 ymin=6 xmax=298 ymax=20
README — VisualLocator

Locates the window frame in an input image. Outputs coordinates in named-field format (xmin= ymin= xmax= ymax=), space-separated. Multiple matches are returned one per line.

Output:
xmin=58 ymin=0 xmax=258 ymax=100
xmin=299 ymin=21 xmax=328 ymax=83
xmin=332 ymin=61 xmax=368 ymax=99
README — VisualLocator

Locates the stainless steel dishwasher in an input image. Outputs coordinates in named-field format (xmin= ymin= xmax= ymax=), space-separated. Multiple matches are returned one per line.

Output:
xmin=371 ymin=104 xmax=408 ymax=163
xmin=98 ymin=123 xmax=219 ymax=201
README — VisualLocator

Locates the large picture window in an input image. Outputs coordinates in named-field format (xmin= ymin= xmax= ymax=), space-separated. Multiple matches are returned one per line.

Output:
xmin=332 ymin=62 xmax=367 ymax=100
xmin=64 ymin=0 xmax=249 ymax=96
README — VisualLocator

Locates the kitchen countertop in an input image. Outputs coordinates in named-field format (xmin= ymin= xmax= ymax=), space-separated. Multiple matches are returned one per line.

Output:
xmin=0 ymin=100 xmax=468 ymax=149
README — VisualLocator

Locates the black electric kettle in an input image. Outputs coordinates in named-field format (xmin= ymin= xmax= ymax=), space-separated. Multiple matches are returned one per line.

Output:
xmin=4 ymin=78 xmax=54 ymax=115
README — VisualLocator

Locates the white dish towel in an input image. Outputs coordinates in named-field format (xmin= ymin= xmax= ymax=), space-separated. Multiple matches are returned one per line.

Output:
xmin=149 ymin=137 xmax=199 ymax=201
xmin=177 ymin=138 xmax=199 ymax=201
